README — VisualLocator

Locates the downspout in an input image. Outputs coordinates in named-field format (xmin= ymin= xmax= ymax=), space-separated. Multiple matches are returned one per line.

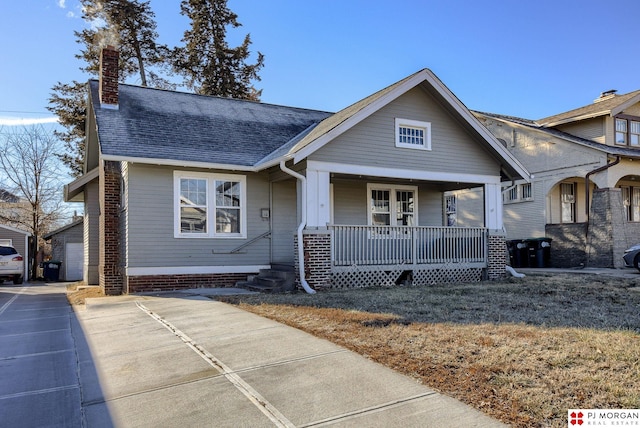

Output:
xmin=279 ymin=160 xmax=316 ymax=294
xmin=585 ymin=156 xmax=621 ymax=217
xmin=501 ymin=178 xmax=525 ymax=277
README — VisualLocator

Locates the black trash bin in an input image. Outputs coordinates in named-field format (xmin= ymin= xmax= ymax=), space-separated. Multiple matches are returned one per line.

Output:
xmin=507 ymin=239 xmax=529 ymax=268
xmin=43 ymin=261 xmax=62 ymax=281
xmin=526 ymin=238 xmax=552 ymax=268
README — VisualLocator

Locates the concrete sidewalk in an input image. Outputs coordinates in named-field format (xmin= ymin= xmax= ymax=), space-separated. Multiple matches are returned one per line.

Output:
xmin=73 ymin=293 xmax=506 ymax=427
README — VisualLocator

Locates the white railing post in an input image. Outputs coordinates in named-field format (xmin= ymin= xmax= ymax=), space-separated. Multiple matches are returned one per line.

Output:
xmin=329 ymin=225 xmax=487 ymax=267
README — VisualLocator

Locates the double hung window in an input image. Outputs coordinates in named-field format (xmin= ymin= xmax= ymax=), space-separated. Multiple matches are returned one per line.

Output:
xmin=174 ymin=172 xmax=246 ymax=238
xmin=504 ymin=183 xmax=533 ymax=203
xmin=622 ymin=186 xmax=640 ymax=222
xmin=560 ymin=182 xmax=576 ymax=223
xmin=615 ymin=117 xmax=640 ymax=147
xmin=368 ymin=184 xmax=417 ymax=226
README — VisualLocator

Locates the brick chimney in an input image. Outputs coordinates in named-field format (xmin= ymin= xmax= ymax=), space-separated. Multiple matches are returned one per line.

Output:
xmin=99 ymin=46 xmax=119 ymax=107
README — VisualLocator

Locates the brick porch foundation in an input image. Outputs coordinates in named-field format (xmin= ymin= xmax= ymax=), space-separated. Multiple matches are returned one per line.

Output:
xmin=487 ymin=233 xmax=507 ymax=280
xmin=125 ymin=273 xmax=252 ymax=294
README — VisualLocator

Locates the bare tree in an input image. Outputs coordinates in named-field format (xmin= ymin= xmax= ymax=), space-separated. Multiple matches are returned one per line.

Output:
xmin=0 ymin=125 xmax=67 ymax=279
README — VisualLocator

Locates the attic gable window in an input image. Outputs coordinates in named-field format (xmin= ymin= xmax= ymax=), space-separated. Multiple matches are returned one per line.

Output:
xmin=174 ymin=171 xmax=246 ymax=239
xmin=395 ymin=118 xmax=431 ymax=150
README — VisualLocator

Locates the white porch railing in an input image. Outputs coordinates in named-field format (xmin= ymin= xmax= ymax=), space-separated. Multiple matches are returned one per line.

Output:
xmin=328 ymin=225 xmax=487 ymax=266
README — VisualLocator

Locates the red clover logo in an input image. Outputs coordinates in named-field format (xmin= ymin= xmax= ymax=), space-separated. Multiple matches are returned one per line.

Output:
xmin=569 ymin=411 xmax=584 ymax=425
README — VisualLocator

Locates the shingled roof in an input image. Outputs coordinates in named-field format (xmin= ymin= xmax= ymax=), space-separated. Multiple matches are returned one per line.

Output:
xmin=537 ymin=89 xmax=640 ymax=127
xmin=89 ymin=80 xmax=332 ymax=168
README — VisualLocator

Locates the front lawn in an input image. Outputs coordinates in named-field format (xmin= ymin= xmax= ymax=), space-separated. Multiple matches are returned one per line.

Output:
xmin=216 ymin=272 xmax=640 ymax=427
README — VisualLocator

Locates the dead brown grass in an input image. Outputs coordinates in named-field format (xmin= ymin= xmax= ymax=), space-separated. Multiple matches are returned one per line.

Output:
xmin=217 ymin=273 xmax=640 ymax=427
xmin=66 ymin=283 xmax=105 ymax=305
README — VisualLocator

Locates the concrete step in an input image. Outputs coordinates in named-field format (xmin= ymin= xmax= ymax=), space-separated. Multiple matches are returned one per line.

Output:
xmin=236 ymin=266 xmax=297 ymax=293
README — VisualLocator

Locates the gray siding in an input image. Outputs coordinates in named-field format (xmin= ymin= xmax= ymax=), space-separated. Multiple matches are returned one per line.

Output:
xmin=310 ymin=87 xmax=499 ymax=177
xmin=271 ymin=180 xmax=297 ymax=264
xmin=503 ymin=180 xmax=547 ymax=239
xmin=0 ymin=225 xmax=28 ymax=257
xmin=332 ymin=180 xmax=367 ymax=225
xmin=450 ymin=187 xmax=485 ymax=227
xmin=84 ymin=180 xmax=100 ymax=284
xmin=126 ymin=164 xmax=271 ymax=268
xmin=0 ymin=225 xmax=29 ymax=280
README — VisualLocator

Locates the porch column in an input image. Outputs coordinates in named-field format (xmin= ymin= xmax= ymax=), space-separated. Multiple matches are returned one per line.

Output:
xmin=305 ymin=168 xmax=331 ymax=228
xmin=487 ymin=232 xmax=507 ymax=280
xmin=484 ymin=183 xmax=503 ymax=231
xmin=586 ymin=188 xmax=626 ymax=268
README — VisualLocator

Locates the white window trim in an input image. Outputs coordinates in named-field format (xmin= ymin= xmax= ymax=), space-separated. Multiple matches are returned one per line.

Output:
xmin=395 ymin=118 xmax=431 ymax=151
xmin=174 ymin=171 xmax=247 ymax=239
xmin=503 ymin=182 xmax=534 ymax=204
xmin=366 ymin=183 xmax=419 ymax=226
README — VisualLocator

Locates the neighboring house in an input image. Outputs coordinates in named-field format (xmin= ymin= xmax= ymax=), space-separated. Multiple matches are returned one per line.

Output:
xmin=474 ymin=89 xmax=640 ymax=268
xmin=64 ymin=46 xmax=529 ymax=295
xmin=0 ymin=223 xmax=31 ymax=281
xmin=0 ymin=189 xmax=30 ymax=230
xmin=43 ymin=218 xmax=84 ymax=282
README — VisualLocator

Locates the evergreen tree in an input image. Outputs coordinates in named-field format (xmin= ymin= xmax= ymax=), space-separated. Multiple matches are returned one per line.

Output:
xmin=173 ymin=0 xmax=264 ymax=100
xmin=48 ymin=0 xmax=171 ymax=177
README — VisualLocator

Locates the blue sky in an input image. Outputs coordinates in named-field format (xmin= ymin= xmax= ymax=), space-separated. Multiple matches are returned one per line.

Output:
xmin=1 ymin=0 xmax=640 ymax=126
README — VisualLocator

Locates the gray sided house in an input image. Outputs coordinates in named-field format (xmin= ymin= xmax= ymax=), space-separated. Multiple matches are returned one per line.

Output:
xmin=0 ymin=224 xmax=30 ymax=281
xmin=43 ymin=219 xmax=84 ymax=281
xmin=65 ymin=46 xmax=529 ymax=295
xmin=474 ymin=89 xmax=640 ymax=268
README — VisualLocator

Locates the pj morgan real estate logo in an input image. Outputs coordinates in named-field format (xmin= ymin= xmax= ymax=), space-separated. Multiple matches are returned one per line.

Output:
xmin=568 ymin=409 xmax=639 ymax=426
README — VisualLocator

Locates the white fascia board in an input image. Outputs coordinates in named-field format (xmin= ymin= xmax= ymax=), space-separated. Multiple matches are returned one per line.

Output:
xmin=0 ymin=224 xmax=31 ymax=236
xmin=64 ymin=167 xmax=99 ymax=201
xmin=100 ymin=155 xmax=257 ymax=172
xmin=421 ymin=71 xmax=531 ymax=182
xmin=293 ymin=71 xmax=432 ymax=164
xmin=307 ymin=160 xmax=501 ymax=184
xmin=292 ymin=69 xmax=530 ymax=181
xmin=539 ymin=111 xmax=609 ymax=128
xmin=127 ymin=265 xmax=270 ymax=276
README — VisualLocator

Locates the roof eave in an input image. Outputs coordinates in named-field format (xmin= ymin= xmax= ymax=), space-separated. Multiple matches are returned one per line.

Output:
xmin=100 ymin=155 xmax=258 ymax=172
xmin=538 ymin=110 xmax=610 ymax=128
xmin=292 ymin=69 xmax=530 ymax=181
xmin=64 ymin=167 xmax=99 ymax=202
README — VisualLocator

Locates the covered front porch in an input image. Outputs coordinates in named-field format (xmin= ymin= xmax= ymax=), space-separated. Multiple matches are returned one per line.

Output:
xmin=287 ymin=160 xmax=509 ymax=289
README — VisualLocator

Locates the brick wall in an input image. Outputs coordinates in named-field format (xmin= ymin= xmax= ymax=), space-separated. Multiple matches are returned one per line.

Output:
xmin=99 ymin=161 xmax=123 ymax=295
xmin=294 ymin=231 xmax=331 ymax=290
xmin=487 ymin=233 xmax=507 ymax=280
xmin=99 ymin=46 xmax=119 ymax=106
xmin=126 ymin=273 xmax=251 ymax=293
xmin=545 ymin=223 xmax=588 ymax=268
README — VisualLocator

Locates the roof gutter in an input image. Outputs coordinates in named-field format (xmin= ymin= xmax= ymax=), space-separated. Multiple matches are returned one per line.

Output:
xmin=279 ymin=160 xmax=316 ymax=295
xmin=585 ymin=156 xmax=621 ymax=216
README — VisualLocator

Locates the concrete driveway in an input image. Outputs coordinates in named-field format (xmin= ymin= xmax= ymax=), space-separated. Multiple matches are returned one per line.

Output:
xmin=1 ymin=282 xmax=505 ymax=427
xmin=0 ymin=282 xmax=83 ymax=427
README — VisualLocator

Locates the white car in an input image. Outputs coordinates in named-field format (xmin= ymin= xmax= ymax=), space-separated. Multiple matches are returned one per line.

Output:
xmin=0 ymin=245 xmax=24 ymax=284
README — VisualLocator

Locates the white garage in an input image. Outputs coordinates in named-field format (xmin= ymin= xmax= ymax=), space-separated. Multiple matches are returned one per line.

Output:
xmin=65 ymin=242 xmax=84 ymax=281
xmin=43 ymin=219 xmax=84 ymax=282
